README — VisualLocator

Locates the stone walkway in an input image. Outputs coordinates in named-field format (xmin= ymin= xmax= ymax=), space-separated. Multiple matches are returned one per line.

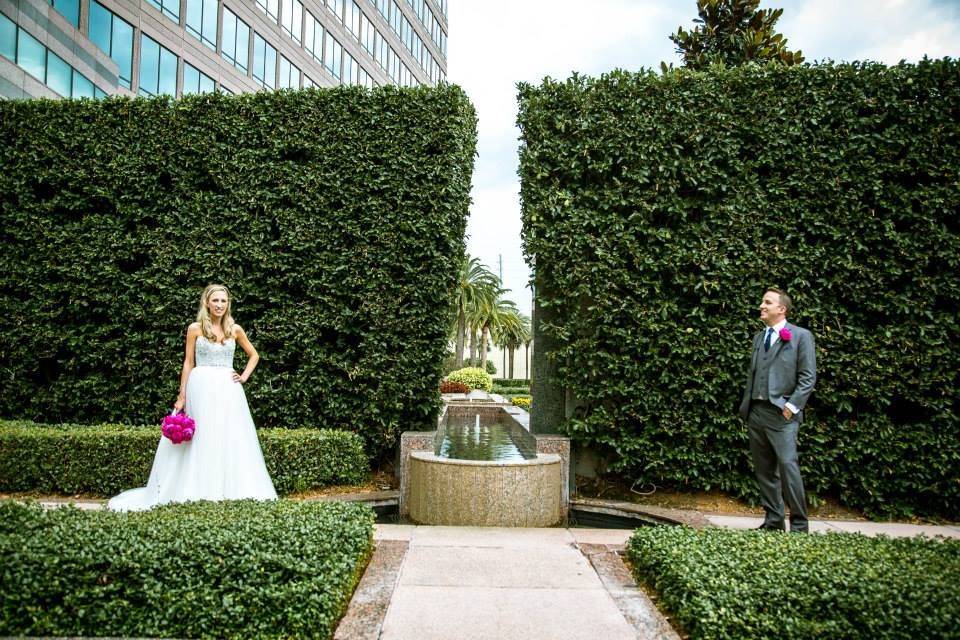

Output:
xmin=336 ymin=525 xmax=678 ymax=640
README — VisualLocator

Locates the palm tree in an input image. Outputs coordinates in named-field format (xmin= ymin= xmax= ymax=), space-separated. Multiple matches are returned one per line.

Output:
xmin=497 ymin=311 xmax=531 ymax=379
xmin=452 ymin=255 xmax=499 ymax=368
xmin=473 ymin=295 xmax=518 ymax=370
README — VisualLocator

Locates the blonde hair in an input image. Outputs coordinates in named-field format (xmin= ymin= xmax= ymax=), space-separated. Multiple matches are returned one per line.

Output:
xmin=196 ymin=284 xmax=236 ymax=343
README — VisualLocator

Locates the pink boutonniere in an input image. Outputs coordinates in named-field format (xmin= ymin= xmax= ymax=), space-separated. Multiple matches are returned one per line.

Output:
xmin=779 ymin=327 xmax=793 ymax=342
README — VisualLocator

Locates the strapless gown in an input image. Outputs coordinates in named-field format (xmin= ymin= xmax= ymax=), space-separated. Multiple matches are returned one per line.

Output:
xmin=109 ymin=336 xmax=277 ymax=511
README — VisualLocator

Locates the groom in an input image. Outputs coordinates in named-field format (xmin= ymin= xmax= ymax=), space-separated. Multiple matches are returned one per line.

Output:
xmin=739 ymin=288 xmax=817 ymax=533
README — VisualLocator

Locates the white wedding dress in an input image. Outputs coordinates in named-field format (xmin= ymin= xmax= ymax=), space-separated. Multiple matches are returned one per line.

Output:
xmin=109 ymin=336 xmax=277 ymax=511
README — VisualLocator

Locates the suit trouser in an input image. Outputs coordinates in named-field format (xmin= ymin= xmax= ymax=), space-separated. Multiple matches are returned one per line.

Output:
xmin=747 ymin=401 xmax=808 ymax=531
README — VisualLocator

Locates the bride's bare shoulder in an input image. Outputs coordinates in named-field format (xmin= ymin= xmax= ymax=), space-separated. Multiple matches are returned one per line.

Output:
xmin=186 ymin=322 xmax=202 ymax=337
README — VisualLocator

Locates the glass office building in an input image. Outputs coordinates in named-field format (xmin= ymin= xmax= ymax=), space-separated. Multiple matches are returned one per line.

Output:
xmin=0 ymin=0 xmax=448 ymax=99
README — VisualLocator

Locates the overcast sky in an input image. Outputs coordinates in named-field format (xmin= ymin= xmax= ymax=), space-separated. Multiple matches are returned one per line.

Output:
xmin=447 ymin=0 xmax=960 ymax=317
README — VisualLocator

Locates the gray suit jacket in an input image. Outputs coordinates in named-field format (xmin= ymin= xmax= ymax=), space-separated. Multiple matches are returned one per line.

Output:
xmin=739 ymin=323 xmax=817 ymax=421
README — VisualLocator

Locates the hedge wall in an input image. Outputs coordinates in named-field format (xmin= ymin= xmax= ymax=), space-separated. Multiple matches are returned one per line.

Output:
xmin=0 ymin=419 xmax=367 ymax=496
xmin=518 ymin=60 xmax=960 ymax=518
xmin=1 ymin=500 xmax=374 ymax=639
xmin=627 ymin=526 xmax=960 ymax=640
xmin=0 ymin=87 xmax=477 ymax=458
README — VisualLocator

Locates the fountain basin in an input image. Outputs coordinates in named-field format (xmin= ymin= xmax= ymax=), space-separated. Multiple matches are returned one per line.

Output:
xmin=407 ymin=451 xmax=562 ymax=527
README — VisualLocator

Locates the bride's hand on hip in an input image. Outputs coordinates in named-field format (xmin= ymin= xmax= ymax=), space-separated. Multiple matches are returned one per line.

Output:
xmin=233 ymin=371 xmax=247 ymax=384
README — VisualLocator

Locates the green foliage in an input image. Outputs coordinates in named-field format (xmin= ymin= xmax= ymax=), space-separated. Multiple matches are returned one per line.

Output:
xmin=627 ymin=526 xmax=960 ymax=639
xmin=511 ymin=396 xmax=532 ymax=410
xmin=495 ymin=378 xmax=531 ymax=387
xmin=445 ymin=367 xmax=493 ymax=392
xmin=670 ymin=0 xmax=804 ymax=70
xmin=492 ymin=385 xmax=531 ymax=395
xmin=0 ymin=420 xmax=368 ymax=496
xmin=484 ymin=359 xmax=497 ymax=375
xmin=518 ymin=60 xmax=960 ymax=518
xmin=0 ymin=500 xmax=374 ymax=639
xmin=0 ymin=87 xmax=478 ymax=459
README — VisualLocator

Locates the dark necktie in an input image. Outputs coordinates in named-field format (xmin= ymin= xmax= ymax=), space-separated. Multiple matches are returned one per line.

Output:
xmin=764 ymin=327 xmax=774 ymax=352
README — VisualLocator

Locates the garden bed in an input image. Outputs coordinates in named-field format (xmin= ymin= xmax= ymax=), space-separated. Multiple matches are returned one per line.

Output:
xmin=0 ymin=499 xmax=375 ymax=639
xmin=627 ymin=526 xmax=960 ymax=639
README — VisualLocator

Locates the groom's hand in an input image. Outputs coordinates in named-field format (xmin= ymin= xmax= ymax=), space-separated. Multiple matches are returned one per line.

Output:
xmin=782 ymin=407 xmax=794 ymax=420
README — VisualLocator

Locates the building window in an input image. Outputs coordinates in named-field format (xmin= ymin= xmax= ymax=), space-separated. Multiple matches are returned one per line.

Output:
xmin=343 ymin=51 xmax=357 ymax=85
xmin=324 ymin=33 xmax=342 ymax=79
xmin=278 ymin=56 xmax=300 ymax=89
xmin=390 ymin=1 xmax=401 ymax=33
xmin=221 ymin=7 xmax=250 ymax=73
xmin=360 ymin=12 xmax=374 ymax=54
xmin=346 ymin=1 xmax=360 ymax=40
xmin=46 ymin=50 xmax=72 ymax=96
xmin=16 ymin=27 xmax=46 ymax=82
xmin=281 ymin=0 xmax=303 ymax=43
xmin=304 ymin=11 xmax=322 ymax=62
xmin=374 ymin=30 xmax=387 ymax=70
xmin=139 ymin=33 xmax=177 ymax=97
xmin=49 ymin=0 xmax=80 ymax=29
xmin=255 ymin=0 xmax=279 ymax=23
xmin=220 ymin=84 xmax=234 ymax=94
xmin=89 ymin=1 xmax=133 ymax=89
xmin=303 ymin=74 xmax=316 ymax=88
xmin=328 ymin=0 xmax=344 ymax=22
xmin=183 ymin=61 xmax=215 ymax=94
xmin=186 ymin=0 xmax=217 ymax=50
xmin=252 ymin=32 xmax=276 ymax=88
xmin=146 ymin=0 xmax=180 ymax=24
xmin=72 ymin=70 xmax=94 ymax=97
xmin=0 ymin=13 xmax=16 ymax=61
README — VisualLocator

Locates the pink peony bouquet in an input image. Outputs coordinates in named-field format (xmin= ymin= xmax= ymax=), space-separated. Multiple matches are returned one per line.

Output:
xmin=162 ymin=410 xmax=196 ymax=444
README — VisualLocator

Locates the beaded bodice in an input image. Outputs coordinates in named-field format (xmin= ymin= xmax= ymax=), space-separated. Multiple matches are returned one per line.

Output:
xmin=195 ymin=336 xmax=235 ymax=368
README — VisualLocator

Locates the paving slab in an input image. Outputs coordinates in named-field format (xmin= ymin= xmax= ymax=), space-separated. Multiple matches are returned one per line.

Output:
xmin=380 ymin=585 xmax=636 ymax=640
xmin=408 ymin=525 xmax=575 ymax=548
xmin=334 ymin=540 xmax=408 ymax=640
xmin=399 ymin=545 xmax=598 ymax=589
xmin=374 ymin=524 xmax=415 ymax=541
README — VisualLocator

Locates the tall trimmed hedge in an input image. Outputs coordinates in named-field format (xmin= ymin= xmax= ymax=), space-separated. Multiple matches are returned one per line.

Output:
xmin=0 ymin=87 xmax=477 ymax=458
xmin=518 ymin=60 xmax=960 ymax=518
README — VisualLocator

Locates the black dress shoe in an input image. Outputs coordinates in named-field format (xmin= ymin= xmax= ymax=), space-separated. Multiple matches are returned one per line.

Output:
xmin=757 ymin=524 xmax=784 ymax=531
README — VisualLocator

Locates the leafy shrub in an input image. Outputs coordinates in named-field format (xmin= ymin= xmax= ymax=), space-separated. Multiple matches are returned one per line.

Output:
xmin=0 ymin=87 xmax=477 ymax=459
xmin=484 ymin=360 xmax=497 ymax=375
xmin=0 ymin=500 xmax=374 ymax=639
xmin=440 ymin=380 xmax=470 ymax=394
xmin=445 ymin=367 xmax=493 ymax=392
xmin=493 ymin=385 xmax=531 ymax=395
xmin=627 ymin=526 xmax=960 ymax=640
xmin=511 ymin=396 xmax=532 ymax=410
xmin=0 ymin=420 xmax=368 ymax=496
xmin=496 ymin=378 xmax=531 ymax=387
xmin=518 ymin=60 xmax=960 ymax=518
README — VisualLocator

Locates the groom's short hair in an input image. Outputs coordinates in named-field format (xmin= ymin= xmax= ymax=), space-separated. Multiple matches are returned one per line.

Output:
xmin=766 ymin=287 xmax=793 ymax=314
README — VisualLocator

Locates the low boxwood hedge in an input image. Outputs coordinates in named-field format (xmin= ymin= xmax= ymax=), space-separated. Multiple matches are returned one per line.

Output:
xmin=494 ymin=378 xmax=530 ymax=387
xmin=0 ymin=499 xmax=374 ymax=639
xmin=492 ymin=386 xmax=531 ymax=395
xmin=0 ymin=420 xmax=367 ymax=496
xmin=627 ymin=526 xmax=960 ymax=640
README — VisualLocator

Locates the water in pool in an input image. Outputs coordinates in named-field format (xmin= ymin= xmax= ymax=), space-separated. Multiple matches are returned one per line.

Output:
xmin=438 ymin=413 xmax=537 ymax=461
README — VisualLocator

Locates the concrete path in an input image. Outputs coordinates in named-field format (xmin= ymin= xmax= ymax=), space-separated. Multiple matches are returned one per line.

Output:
xmin=337 ymin=525 xmax=677 ymax=640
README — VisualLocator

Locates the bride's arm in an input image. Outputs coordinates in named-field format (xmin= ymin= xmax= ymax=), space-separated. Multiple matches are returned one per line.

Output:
xmin=174 ymin=323 xmax=200 ymax=411
xmin=234 ymin=325 xmax=259 ymax=384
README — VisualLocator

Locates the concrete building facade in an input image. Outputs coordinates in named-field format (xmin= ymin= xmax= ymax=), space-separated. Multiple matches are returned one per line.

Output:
xmin=0 ymin=0 xmax=447 ymax=99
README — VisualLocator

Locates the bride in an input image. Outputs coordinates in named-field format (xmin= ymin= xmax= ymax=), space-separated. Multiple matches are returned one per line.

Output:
xmin=109 ymin=284 xmax=277 ymax=511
